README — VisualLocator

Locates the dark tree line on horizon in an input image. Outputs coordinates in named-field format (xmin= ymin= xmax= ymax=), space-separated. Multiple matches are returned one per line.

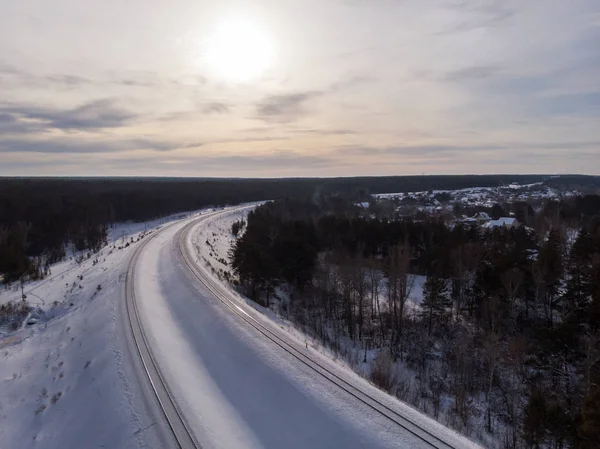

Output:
xmin=231 ymin=194 xmax=600 ymax=448
xmin=4 ymin=174 xmax=591 ymax=282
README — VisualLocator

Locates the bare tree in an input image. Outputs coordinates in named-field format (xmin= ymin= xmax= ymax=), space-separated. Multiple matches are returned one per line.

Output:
xmin=501 ymin=267 xmax=523 ymax=320
xmin=452 ymin=243 xmax=484 ymax=320
xmin=386 ymin=244 xmax=412 ymax=358
xmin=0 ymin=225 xmax=8 ymax=247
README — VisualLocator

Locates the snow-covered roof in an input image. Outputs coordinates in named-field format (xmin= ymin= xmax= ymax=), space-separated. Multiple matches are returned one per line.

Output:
xmin=476 ymin=212 xmax=490 ymax=220
xmin=354 ymin=202 xmax=370 ymax=208
xmin=485 ymin=217 xmax=517 ymax=228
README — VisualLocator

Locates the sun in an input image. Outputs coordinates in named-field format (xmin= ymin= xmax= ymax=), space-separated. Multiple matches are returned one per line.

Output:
xmin=204 ymin=18 xmax=274 ymax=82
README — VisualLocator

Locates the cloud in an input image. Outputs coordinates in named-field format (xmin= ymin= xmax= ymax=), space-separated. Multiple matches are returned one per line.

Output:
xmin=329 ymin=74 xmax=374 ymax=91
xmin=0 ymin=111 xmax=42 ymax=134
xmin=339 ymin=144 xmax=502 ymax=158
xmin=436 ymin=0 xmax=515 ymax=35
xmin=255 ymin=91 xmax=323 ymax=122
xmin=338 ymin=140 xmax=600 ymax=158
xmin=0 ymin=65 xmax=91 ymax=89
xmin=253 ymin=74 xmax=371 ymax=123
xmin=0 ymin=150 xmax=343 ymax=177
xmin=0 ymin=64 xmax=205 ymax=92
xmin=533 ymin=92 xmax=600 ymax=117
xmin=182 ymin=151 xmax=338 ymax=170
xmin=0 ymin=99 xmax=135 ymax=133
xmin=202 ymin=102 xmax=231 ymax=114
xmin=291 ymin=128 xmax=356 ymax=136
xmin=443 ymin=65 xmax=503 ymax=82
xmin=0 ymin=136 xmax=202 ymax=154
xmin=209 ymin=136 xmax=290 ymax=145
xmin=44 ymin=74 xmax=90 ymax=87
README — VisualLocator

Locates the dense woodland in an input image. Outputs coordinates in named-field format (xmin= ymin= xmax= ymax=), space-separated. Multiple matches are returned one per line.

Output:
xmin=0 ymin=174 xmax=572 ymax=282
xmin=231 ymin=193 xmax=600 ymax=448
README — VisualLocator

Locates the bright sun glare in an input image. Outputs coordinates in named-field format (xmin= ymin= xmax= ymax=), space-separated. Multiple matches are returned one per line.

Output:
xmin=205 ymin=18 xmax=273 ymax=82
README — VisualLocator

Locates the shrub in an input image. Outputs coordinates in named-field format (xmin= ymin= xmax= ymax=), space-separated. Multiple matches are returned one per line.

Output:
xmin=0 ymin=301 xmax=30 ymax=330
xmin=370 ymin=352 xmax=394 ymax=392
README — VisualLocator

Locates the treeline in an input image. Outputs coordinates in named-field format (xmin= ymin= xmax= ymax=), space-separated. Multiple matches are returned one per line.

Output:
xmin=231 ymin=195 xmax=600 ymax=448
xmin=1 ymin=175 xmax=572 ymax=283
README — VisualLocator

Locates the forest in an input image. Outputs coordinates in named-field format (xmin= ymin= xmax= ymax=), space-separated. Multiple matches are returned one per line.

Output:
xmin=231 ymin=194 xmax=600 ymax=448
xmin=1 ymin=174 xmax=575 ymax=282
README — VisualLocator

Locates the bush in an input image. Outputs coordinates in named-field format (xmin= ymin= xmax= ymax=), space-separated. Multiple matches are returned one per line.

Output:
xmin=370 ymin=352 xmax=394 ymax=391
xmin=0 ymin=300 xmax=30 ymax=330
xmin=51 ymin=392 xmax=62 ymax=404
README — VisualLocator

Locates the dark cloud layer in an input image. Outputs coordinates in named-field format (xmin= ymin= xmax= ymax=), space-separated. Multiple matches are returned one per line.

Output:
xmin=0 ymin=99 xmax=135 ymax=133
xmin=0 ymin=136 xmax=203 ymax=154
xmin=202 ymin=102 xmax=231 ymax=114
xmin=255 ymin=91 xmax=323 ymax=122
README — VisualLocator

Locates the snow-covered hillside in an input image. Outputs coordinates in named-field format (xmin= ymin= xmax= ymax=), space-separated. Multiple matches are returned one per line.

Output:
xmin=0 ymin=212 xmax=197 ymax=449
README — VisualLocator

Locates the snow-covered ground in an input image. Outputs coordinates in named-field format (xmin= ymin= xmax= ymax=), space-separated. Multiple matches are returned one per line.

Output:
xmin=0 ymin=209 xmax=206 ymax=449
xmin=0 ymin=204 xmax=480 ymax=449
xmin=198 ymin=206 xmax=253 ymax=280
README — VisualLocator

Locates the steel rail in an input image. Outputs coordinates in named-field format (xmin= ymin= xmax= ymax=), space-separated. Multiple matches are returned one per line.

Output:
xmin=179 ymin=211 xmax=464 ymax=449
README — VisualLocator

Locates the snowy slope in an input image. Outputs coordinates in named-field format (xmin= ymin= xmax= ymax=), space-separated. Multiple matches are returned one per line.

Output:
xmin=0 ymin=211 xmax=201 ymax=449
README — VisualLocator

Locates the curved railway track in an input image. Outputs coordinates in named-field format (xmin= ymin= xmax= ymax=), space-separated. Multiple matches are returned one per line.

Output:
xmin=178 ymin=210 xmax=467 ymax=449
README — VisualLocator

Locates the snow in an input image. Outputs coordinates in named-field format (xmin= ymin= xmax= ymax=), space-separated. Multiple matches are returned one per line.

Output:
xmin=374 ymin=182 xmax=578 ymax=211
xmin=485 ymin=217 xmax=517 ymax=228
xmin=0 ymin=204 xmax=481 ymax=449
xmin=0 ymin=240 xmax=148 ymax=448
xmin=197 ymin=206 xmax=253 ymax=279
xmin=408 ymin=274 xmax=426 ymax=306
xmin=137 ymin=218 xmax=405 ymax=448
xmin=0 ymin=209 xmax=209 ymax=449
xmin=182 ymin=210 xmax=482 ymax=449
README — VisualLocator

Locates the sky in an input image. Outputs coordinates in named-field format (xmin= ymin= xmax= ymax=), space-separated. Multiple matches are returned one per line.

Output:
xmin=0 ymin=0 xmax=599 ymax=177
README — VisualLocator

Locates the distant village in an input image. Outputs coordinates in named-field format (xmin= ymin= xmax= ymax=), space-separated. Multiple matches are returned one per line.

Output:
xmin=355 ymin=181 xmax=582 ymax=230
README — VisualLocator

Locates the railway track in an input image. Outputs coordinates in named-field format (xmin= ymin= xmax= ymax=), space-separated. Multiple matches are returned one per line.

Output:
xmin=178 ymin=211 xmax=467 ymax=449
xmin=125 ymin=220 xmax=202 ymax=449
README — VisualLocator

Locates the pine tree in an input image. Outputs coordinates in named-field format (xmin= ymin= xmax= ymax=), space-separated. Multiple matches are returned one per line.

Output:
xmin=564 ymin=229 xmax=594 ymax=316
xmin=538 ymin=228 xmax=564 ymax=326
xmin=420 ymin=275 xmax=450 ymax=336
xmin=523 ymin=389 xmax=547 ymax=448
xmin=579 ymin=360 xmax=600 ymax=448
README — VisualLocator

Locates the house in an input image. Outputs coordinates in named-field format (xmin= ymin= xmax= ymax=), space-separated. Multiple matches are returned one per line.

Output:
xmin=461 ymin=216 xmax=478 ymax=224
xmin=475 ymin=212 xmax=491 ymax=222
xmin=485 ymin=217 xmax=519 ymax=229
